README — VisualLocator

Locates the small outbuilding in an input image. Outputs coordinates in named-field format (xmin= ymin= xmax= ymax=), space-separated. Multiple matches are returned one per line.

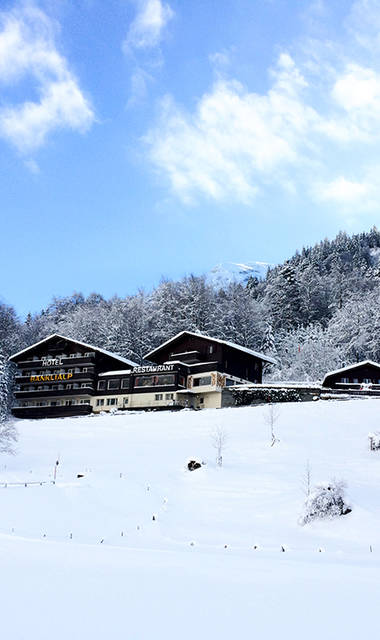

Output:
xmin=322 ymin=360 xmax=380 ymax=390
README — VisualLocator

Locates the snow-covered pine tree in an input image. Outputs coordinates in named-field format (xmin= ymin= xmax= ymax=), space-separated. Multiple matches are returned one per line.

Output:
xmin=0 ymin=346 xmax=9 ymax=424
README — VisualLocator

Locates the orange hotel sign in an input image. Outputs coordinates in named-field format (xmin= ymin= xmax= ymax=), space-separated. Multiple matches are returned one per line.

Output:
xmin=30 ymin=373 xmax=73 ymax=383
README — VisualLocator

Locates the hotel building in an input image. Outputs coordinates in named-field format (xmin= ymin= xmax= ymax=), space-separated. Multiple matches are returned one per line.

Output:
xmin=9 ymin=332 xmax=276 ymax=418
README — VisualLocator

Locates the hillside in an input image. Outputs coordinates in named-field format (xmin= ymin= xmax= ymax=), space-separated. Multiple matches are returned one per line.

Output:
xmin=1 ymin=400 xmax=380 ymax=638
xmin=2 ymin=227 xmax=380 ymax=401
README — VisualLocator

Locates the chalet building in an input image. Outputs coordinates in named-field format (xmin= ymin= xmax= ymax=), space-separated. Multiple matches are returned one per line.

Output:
xmin=322 ymin=360 xmax=380 ymax=390
xmin=9 ymin=331 xmax=276 ymax=419
xmin=9 ymin=334 xmax=138 ymax=419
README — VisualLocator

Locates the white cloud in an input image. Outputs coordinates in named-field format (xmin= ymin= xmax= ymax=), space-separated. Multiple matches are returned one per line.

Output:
xmin=316 ymin=63 xmax=380 ymax=142
xmin=146 ymin=54 xmax=319 ymax=203
xmin=317 ymin=177 xmax=370 ymax=203
xmin=345 ymin=0 xmax=380 ymax=51
xmin=315 ymin=166 xmax=380 ymax=213
xmin=124 ymin=0 xmax=173 ymax=52
xmin=127 ymin=67 xmax=152 ymax=106
xmin=0 ymin=5 xmax=94 ymax=154
xmin=144 ymin=3 xmax=380 ymax=213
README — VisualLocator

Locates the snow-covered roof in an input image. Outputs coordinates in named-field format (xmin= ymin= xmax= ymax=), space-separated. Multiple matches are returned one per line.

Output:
xmin=9 ymin=334 xmax=139 ymax=368
xmin=144 ymin=331 xmax=277 ymax=365
xmin=163 ymin=360 xmax=218 ymax=367
xmin=322 ymin=360 xmax=380 ymax=384
xmin=99 ymin=369 xmax=133 ymax=377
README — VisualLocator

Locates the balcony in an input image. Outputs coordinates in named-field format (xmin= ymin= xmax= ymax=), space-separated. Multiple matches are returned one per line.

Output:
xmin=15 ymin=371 xmax=96 ymax=384
xmin=17 ymin=353 xmax=96 ymax=368
xmin=15 ymin=387 xmax=94 ymax=399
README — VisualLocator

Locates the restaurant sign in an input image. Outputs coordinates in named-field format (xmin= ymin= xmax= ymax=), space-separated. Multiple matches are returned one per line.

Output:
xmin=132 ymin=364 xmax=175 ymax=374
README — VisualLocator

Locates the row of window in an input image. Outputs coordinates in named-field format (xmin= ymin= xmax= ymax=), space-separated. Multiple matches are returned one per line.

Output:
xmin=23 ymin=352 xmax=95 ymax=362
xmin=20 ymin=367 xmax=92 ymax=376
xmin=96 ymin=398 xmax=119 ymax=407
xmin=20 ymin=383 xmax=92 ymax=391
xmin=95 ymin=393 xmax=175 ymax=407
xmin=340 ymin=377 xmax=380 ymax=384
xmin=21 ymin=399 xmax=90 ymax=407
xmin=97 ymin=374 xmax=183 ymax=391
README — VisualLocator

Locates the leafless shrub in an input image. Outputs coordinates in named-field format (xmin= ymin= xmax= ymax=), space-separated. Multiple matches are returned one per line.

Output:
xmin=211 ymin=426 xmax=227 ymax=466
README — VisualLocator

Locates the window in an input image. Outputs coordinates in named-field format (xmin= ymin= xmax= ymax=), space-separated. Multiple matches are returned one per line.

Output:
xmin=134 ymin=374 xmax=175 ymax=387
xmin=97 ymin=380 xmax=106 ymax=391
xmin=66 ymin=384 xmax=72 ymax=390
xmin=165 ymin=393 xmax=174 ymax=400
xmin=225 ymin=378 xmax=235 ymax=386
xmin=209 ymin=345 xmax=214 ymax=354
xmin=58 ymin=384 xmax=64 ymax=390
xmin=135 ymin=375 xmax=154 ymax=387
xmin=73 ymin=383 xmax=79 ymax=389
xmin=158 ymin=374 xmax=175 ymax=386
xmin=121 ymin=378 xmax=130 ymax=389
xmin=155 ymin=394 xmax=163 ymax=401
xmin=51 ymin=401 xmax=57 ymax=407
xmin=178 ymin=376 xmax=186 ymax=387
xmin=65 ymin=400 xmax=74 ymax=406
xmin=68 ymin=369 xmax=73 ymax=374
xmin=353 ymin=378 xmax=359 ymax=383
xmin=75 ymin=368 xmax=80 ymax=373
xmin=82 ymin=368 xmax=88 ymax=373
xmin=108 ymin=379 xmax=119 ymax=390
xmin=363 ymin=378 xmax=372 ymax=384
xmin=193 ymin=376 xmax=212 ymax=387
xmin=123 ymin=397 xmax=129 ymax=405
xmin=107 ymin=398 xmax=117 ymax=406
xmin=22 ymin=402 xmax=29 ymax=407
xmin=199 ymin=397 xmax=204 ymax=404
xmin=96 ymin=399 xmax=105 ymax=407
xmin=80 ymin=399 xmax=89 ymax=405
xmin=52 ymin=385 xmax=58 ymax=390
xmin=81 ymin=383 xmax=88 ymax=388
xmin=70 ymin=354 xmax=76 ymax=358
xmin=341 ymin=377 xmax=349 ymax=383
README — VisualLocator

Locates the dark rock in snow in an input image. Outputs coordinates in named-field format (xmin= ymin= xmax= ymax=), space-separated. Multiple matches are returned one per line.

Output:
xmin=188 ymin=460 xmax=202 ymax=471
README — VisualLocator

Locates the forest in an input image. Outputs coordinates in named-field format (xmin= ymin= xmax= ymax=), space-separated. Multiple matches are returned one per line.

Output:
xmin=1 ymin=227 xmax=380 ymax=418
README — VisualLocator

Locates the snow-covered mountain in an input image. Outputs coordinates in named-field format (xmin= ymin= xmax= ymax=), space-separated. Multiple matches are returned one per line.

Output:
xmin=206 ymin=261 xmax=272 ymax=288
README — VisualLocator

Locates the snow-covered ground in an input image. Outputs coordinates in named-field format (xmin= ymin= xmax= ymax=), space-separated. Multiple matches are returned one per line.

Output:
xmin=1 ymin=400 xmax=380 ymax=639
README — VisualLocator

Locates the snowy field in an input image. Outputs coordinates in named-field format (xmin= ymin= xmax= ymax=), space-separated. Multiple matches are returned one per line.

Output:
xmin=2 ymin=400 xmax=380 ymax=639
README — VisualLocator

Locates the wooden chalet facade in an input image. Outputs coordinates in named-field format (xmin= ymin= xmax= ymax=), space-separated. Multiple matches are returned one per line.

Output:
xmin=9 ymin=334 xmax=138 ymax=419
xmin=9 ymin=331 xmax=276 ymax=418
xmin=322 ymin=360 xmax=380 ymax=390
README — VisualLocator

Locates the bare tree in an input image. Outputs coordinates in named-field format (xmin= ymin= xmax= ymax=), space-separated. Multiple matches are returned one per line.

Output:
xmin=301 ymin=459 xmax=312 ymax=497
xmin=265 ymin=403 xmax=280 ymax=446
xmin=211 ymin=426 xmax=227 ymax=467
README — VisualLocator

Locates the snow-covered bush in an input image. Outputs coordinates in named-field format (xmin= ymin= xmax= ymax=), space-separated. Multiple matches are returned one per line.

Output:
xmin=369 ymin=432 xmax=380 ymax=451
xmin=300 ymin=480 xmax=351 ymax=525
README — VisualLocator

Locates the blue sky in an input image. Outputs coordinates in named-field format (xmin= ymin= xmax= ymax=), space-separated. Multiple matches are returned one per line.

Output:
xmin=1 ymin=0 xmax=380 ymax=317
